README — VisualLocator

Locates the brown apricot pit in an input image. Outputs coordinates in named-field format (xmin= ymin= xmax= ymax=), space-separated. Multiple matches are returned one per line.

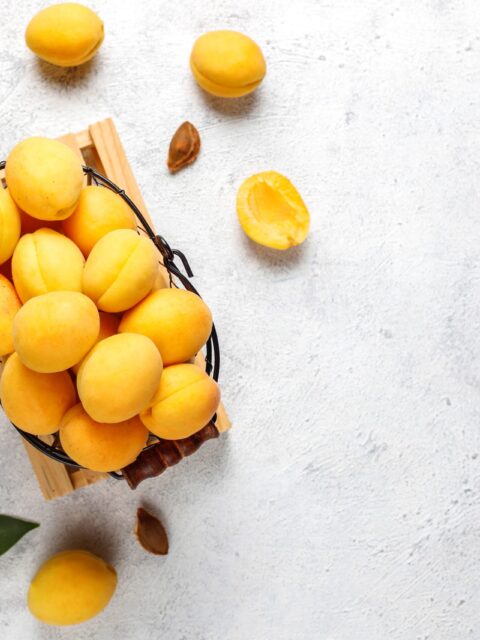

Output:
xmin=135 ymin=507 xmax=169 ymax=555
xmin=167 ymin=121 xmax=201 ymax=173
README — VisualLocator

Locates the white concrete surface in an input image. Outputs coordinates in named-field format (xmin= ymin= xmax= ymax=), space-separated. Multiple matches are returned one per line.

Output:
xmin=0 ymin=0 xmax=479 ymax=638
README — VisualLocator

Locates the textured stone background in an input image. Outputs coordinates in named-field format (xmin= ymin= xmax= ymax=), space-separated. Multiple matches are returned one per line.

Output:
xmin=1 ymin=0 xmax=480 ymax=638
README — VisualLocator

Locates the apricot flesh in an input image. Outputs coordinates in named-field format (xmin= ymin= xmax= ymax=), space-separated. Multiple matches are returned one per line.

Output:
xmin=236 ymin=171 xmax=310 ymax=250
xmin=0 ymin=275 xmax=21 ymax=355
xmin=28 ymin=550 xmax=116 ymax=626
xmin=0 ymin=189 xmax=21 ymax=265
xmin=140 ymin=364 xmax=220 ymax=440
xmin=62 ymin=186 xmax=137 ymax=256
xmin=0 ymin=353 xmax=76 ymax=435
xmin=25 ymin=3 xmax=104 ymax=68
xmin=191 ymin=30 xmax=266 ymax=98
xmin=13 ymin=291 xmax=99 ymax=373
xmin=83 ymin=229 xmax=157 ymax=313
xmin=12 ymin=228 xmax=84 ymax=303
xmin=71 ymin=311 xmax=119 ymax=374
xmin=6 ymin=137 xmax=84 ymax=221
xmin=119 ymin=288 xmax=212 ymax=366
xmin=60 ymin=404 xmax=148 ymax=472
xmin=77 ymin=333 xmax=163 ymax=423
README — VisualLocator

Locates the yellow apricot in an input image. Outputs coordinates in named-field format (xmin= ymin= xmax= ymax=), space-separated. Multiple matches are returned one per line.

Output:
xmin=190 ymin=30 xmax=266 ymax=98
xmin=236 ymin=171 xmax=310 ymax=250
xmin=119 ymin=288 xmax=212 ymax=366
xmin=6 ymin=137 xmax=83 ymax=221
xmin=12 ymin=228 xmax=84 ymax=303
xmin=62 ymin=186 xmax=137 ymax=256
xmin=25 ymin=3 xmax=104 ymax=68
xmin=0 ymin=189 xmax=21 ymax=265
xmin=13 ymin=291 xmax=99 ymax=373
xmin=0 ymin=353 xmax=76 ymax=435
xmin=60 ymin=404 xmax=148 ymax=471
xmin=71 ymin=311 xmax=119 ymax=374
xmin=0 ymin=275 xmax=21 ymax=355
xmin=77 ymin=333 xmax=162 ymax=423
xmin=140 ymin=363 xmax=220 ymax=440
xmin=83 ymin=229 xmax=157 ymax=312
xmin=28 ymin=550 xmax=116 ymax=626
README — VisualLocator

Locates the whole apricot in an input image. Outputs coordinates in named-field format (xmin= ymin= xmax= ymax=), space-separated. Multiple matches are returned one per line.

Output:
xmin=119 ymin=288 xmax=212 ymax=366
xmin=77 ymin=333 xmax=163 ymax=423
xmin=83 ymin=229 xmax=157 ymax=312
xmin=28 ymin=550 xmax=116 ymax=626
xmin=60 ymin=404 xmax=148 ymax=471
xmin=190 ymin=30 xmax=266 ymax=98
xmin=62 ymin=186 xmax=137 ymax=256
xmin=237 ymin=171 xmax=310 ymax=249
xmin=0 ymin=353 xmax=76 ymax=435
xmin=71 ymin=311 xmax=119 ymax=374
xmin=6 ymin=137 xmax=84 ymax=221
xmin=13 ymin=291 xmax=99 ymax=373
xmin=0 ymin=275 xmax=21 ymax=355
xmin=0 ymin=189 xmax=21 ymax=265
xmin=140 ymin=363 xmax=220 ymax=440
xmin=12 ymin=228 xmax=84 ymax=303
xmin=25 ymin=3 xmax=104 ymax=67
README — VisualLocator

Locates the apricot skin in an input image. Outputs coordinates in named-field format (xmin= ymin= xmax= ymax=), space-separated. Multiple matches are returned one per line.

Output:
xmin=13 ymin=291 xmax=99 ymax=373
xmin=12 ymin=228 xmax=84 ymax=303
xmin=6 ymin=137 xmax=83 ymax=221
xmin=190 ymin=30 xmax=266 ymax=98
xmin=77 ymin=333 xmax=163 ymax=423
xmin=83 ymin=229 xmax=157 ymax=313
xmin=28 ymin=550 xmax=116 ymax=626
xmin=0 ymin=275 xmax=21 ymax=355
xmin=62 ymin=186 xmax=137 ymax=256
xmin=0 ymin=353 xmax=76 ymax=435
xmin=119 ymin=288 xmax=212 ymax=366
xmin=60 ymin=404 xmax=148 ymax=472
xmin=25 ymin=3 xmax=104 ymax=68
xmin=71 ymin=312 xmax=119 ymax=374
xmin=140 ymin=363 xmax=220 ymax=440
xmin=0 ymin=189 xmax=21 ymax=265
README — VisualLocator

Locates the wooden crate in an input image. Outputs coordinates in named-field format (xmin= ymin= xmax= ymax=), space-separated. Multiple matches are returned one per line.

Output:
xmin=15 ymin=118 xmax=230 ymax=500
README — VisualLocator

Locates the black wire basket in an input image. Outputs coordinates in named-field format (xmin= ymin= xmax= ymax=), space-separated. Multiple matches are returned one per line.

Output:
xmin=0 ymin=162 xmax=221 ymax=480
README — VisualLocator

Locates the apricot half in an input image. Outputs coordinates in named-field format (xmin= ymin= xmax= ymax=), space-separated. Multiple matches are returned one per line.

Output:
xmin=60 ymin=404 xmax=148 ymax=472
xmin=13 ymin=291 xmax=99 ymax=373
xmin=0 ymin=353 xmax=76 ymax=435
xmin=140 ymin=364 xmax=220 ymax=440
xmin=0 ymin=275 xmax=21 ymax=355
xmin=12 ymin=228 xmax=84 ymax=303
xmin=0 ymin=189 xmax=21 ymax=265
xmin=25 ymin=3 xmax=104 ymax=68
xmin=62 ymin=186 xmax=137 ymax=256
xmin=191 ymin=30 xmax=266 ymax=98
xmin=236 ymin=171 xmax=310 ymax=250
xmin=119 ymin=288 xmax=212 ymax=366
xmin=77 ymin=333 xmax=163 ymax=423
xmin=28 ymin=550 xmax=116 ymax=626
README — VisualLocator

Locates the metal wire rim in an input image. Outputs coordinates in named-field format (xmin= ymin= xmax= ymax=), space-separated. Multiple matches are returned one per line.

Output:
xmin=0 ymin=162 xmax=221 ymax=478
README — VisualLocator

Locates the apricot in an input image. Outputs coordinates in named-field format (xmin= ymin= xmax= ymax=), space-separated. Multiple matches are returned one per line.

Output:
xmin=140 ymin=364 xmax=220 ymax=440
xmin=236 ymin=171 xmax=310 ymax=250
xmin=190 ymin=30 xmax=266 ymax=98
xmin=0 ymin=353 xmax=76 ymax=435
xmin=0 ymin=275 xmax=21 ymax=355
xmin=60 ymin=404 xmax=148 ymax=472
xmin=13 ymin=291 xmax=99 ymax=373
xmin=71 ymin=311 xmax=119 ymax=374
xmin=119 ymin=288 xmax=212 ymax=366
xmin=77 ymin=333 xmax=162 ymax=423
xmin=12 ymin=228 xmax=84 ymax=303
xmin=83 ymin=229 xmax=157 ymax=312
xmin=28 ymin=550 xmax=116 ymax=626
xmin=6 ymin=137 xmax=83 ymax=221
xmin=62 ymin=186 xmax=137 ymax=256
xmin=25 ymin=3 xmax=104 ymax=68
xmin=0 ymin=189 xmax=21 ymax=264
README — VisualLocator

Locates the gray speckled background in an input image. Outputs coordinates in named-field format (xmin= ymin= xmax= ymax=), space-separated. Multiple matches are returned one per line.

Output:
xmin=1 ymin=0 xmax=480 ymax=638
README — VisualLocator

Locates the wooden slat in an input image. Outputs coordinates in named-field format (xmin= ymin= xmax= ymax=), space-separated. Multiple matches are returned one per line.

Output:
xmin=22 ymin=437 xmax=75 ymax=500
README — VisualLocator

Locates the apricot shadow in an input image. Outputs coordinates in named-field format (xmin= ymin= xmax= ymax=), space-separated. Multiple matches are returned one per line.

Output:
xmin=35 ymin=56 xmax=99 ymax=88
xmin=239 ymin=228 xmax=309 ymax=269
xmin=193 ymin=81 xmax=262 ymax=117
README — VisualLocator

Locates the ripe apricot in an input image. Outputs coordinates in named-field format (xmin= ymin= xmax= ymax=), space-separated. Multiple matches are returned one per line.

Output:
xmin=0 ymin=275 xmax=21 ymax=355
xmin=0 ymin=189 xmax=21 ymax=265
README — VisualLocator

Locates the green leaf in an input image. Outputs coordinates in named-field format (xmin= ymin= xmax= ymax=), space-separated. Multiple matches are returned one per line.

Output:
xmin=0 ymin=515 xmax=39 ymax=556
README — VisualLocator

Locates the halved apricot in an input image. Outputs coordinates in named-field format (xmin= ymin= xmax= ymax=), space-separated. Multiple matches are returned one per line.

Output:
xmin=236 ymin=171 xmax=310 ymax=250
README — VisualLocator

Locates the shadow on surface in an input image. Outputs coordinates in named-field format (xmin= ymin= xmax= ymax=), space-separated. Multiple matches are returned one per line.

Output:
xmin=36 ymin=56 xmax=99 ymax=87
